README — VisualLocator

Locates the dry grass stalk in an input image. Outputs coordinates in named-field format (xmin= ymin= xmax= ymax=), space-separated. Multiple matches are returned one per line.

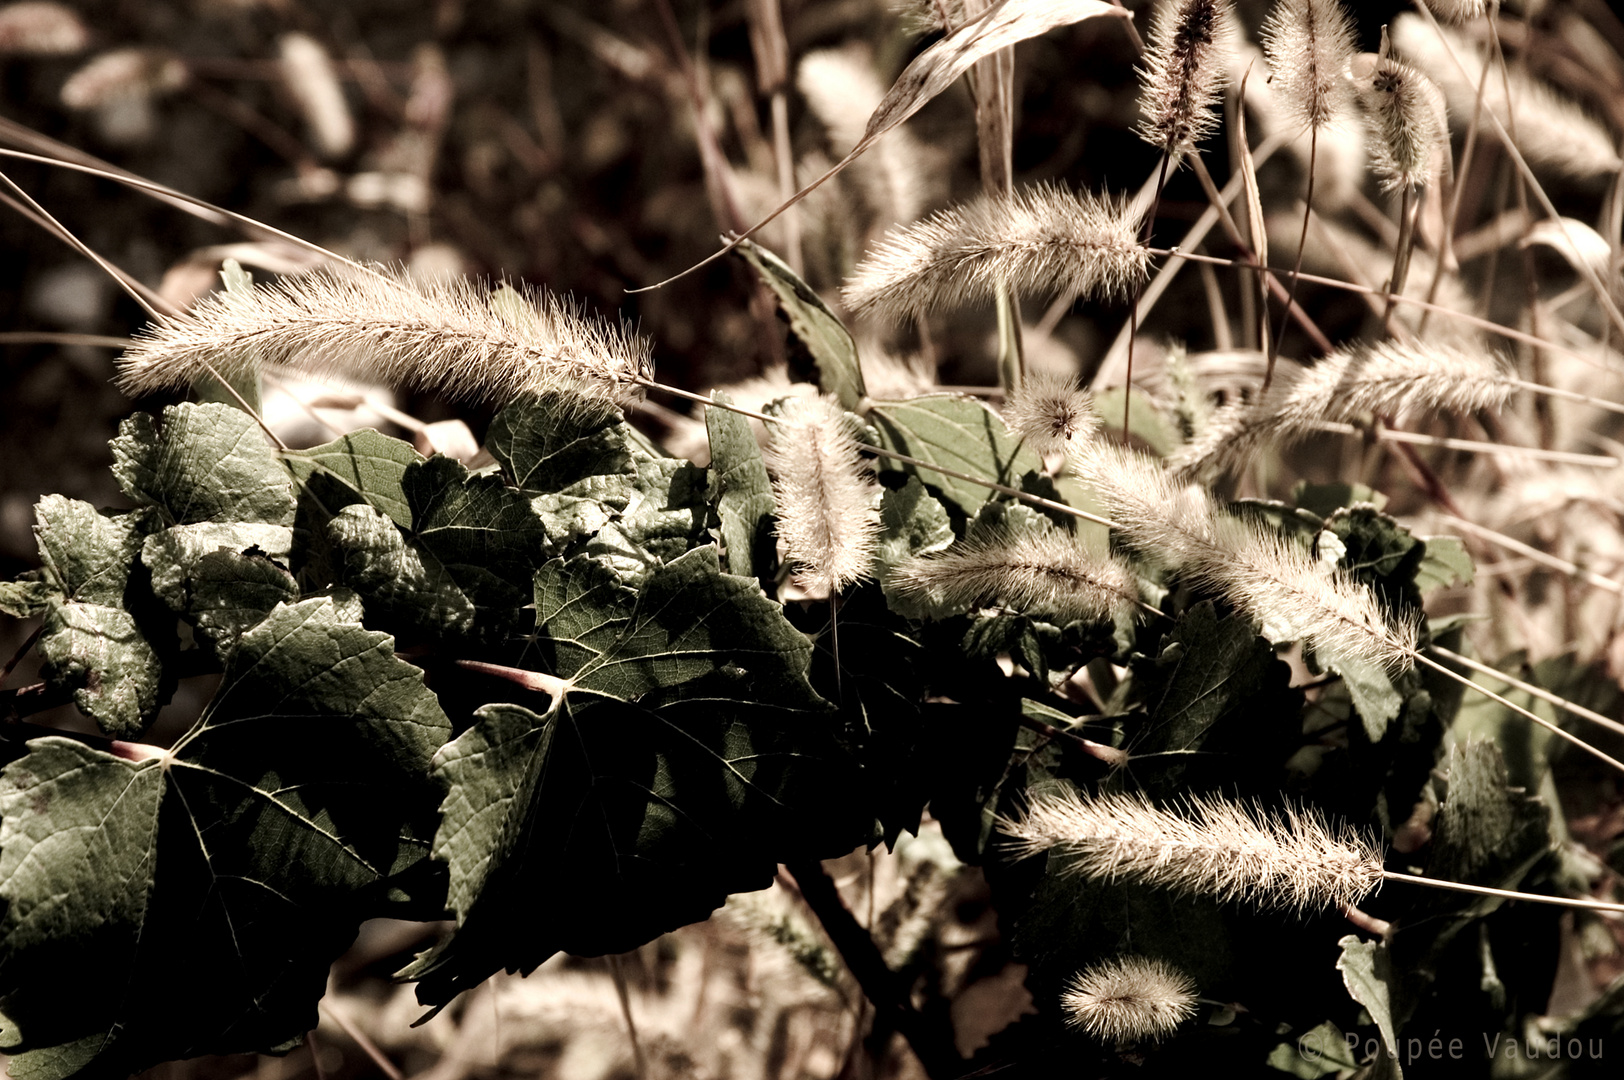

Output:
xmin=1001 ymin=786 xmax=1385 ymax=912
xmin=115 ymin=265 xmax=651 ymax=406
xmin=763 ymin=395 xmax=882 ymax=594
xmin=886 ymin=530 xmax=1140 ymax=624
xmin=1169 ymin=341 xmax=1518 ymax=481
xmin=1137 ymin=0 xmax=1235 ymax=156
xmin=841 ymin=184 xmax=1147 ymax=323
xmin=1060 ymin=956 xmax=1199 ymax=1042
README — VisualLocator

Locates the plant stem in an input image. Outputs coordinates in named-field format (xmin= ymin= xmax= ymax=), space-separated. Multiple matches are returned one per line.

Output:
xmin=783 ymin=859 xmax=963 ymax=1079
xmin=1382 ymin=869 xmax=1624 ymax=916
xmin=1268 ymin=127 xmax=1318 ymax=384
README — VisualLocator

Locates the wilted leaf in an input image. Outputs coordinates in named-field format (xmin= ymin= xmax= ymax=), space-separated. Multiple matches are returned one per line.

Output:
xmin=0 ymin=598 xmax=449 ymax=1080
xmin=1337 ymin=936 xmax=1403 ymax=1079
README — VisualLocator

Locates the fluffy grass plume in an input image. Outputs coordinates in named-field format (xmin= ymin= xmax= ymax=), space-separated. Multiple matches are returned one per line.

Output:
xmin=1073 ymin=441 xmax=1417 ymax=670
xmin=1259 ymin=0 xmax=1356 ymax=133
xmin=887 ymin=531 xmax=1140 ymax=625
xmin=60 ymin=47 xmax=186 ymax=109
xmin=1137 ymin=0 xmax=1235 ymax=154
xmin=764 ymin=394 xmax=882 ymax=594
xmin=841 ymin=185 xmax=1147 ymax=323
xmin=1001 ymin=786 xmax=1385 ymax=912
xmin=115 ymin=265 xmax=652 ymax=406
xmin=1170 ymin=341 xmax=1518 ymax=481
xmin=1356 ymin=51 xmax=1447 ymax=191
xmin=1060 ymin=956 xmax=1198 ymax=1042
xmin=1391 ymin=15 xmax=1621 ymax=180
xmin=1418 ymin=0 xmax=1485 ymax=21
xmin=1003 ymin=370 xmax=1101 ymax=460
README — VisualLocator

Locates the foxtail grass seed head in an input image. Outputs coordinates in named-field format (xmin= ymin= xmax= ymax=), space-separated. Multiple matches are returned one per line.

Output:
xmin=1003 ymin=370 xmax=1101 ymax=460
xmin=1356 ymin=51 xmax=1447 ymax=191
xmin=1137 ymin=0 xmax=1235 ymax=154
xmin=1072 ymin=441 xmax=1416 ymax=671
xmin=60 ymin=47 xmax=187 ymax=109
xmin=841 ymin=185 xmax=1148 ymax=324
xmin=1259 ymin=0 xmax=1357 ymax=133
xmin=115 ymin=265 xmax=652 ymax=407
xmin=887 ymin=531 xmax=1141 ymax=625
xmin=1001 ymin=786 xmax=1385 ymax=912
xmin=1418 ymin=0 xmax=1485 ymax=21
xmin=1169 ymin=341 xmax=1518 ymax=482
xmin=1060 ymin=957 xmax=1199 ymax=1043
xmin=763 ymin=395 xmax=882 ymax=595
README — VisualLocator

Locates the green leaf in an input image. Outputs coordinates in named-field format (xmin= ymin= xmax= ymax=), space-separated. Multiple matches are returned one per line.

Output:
xmin=1413 ymin=535 xmax=1474 ymax=592
xmin=408 ymin=547 xmax=860 ymax=1005
xmin=735 ymin=239 xmax=866 ymax=412
xmin=875 ymin=476 xmax=954 ymax=577
xmin=1292 ymin=480 xmax=1387 ymax=518
xmin=29 ymin=498 xmax=166 ymax=737
xmin=284 ymin=429 xmax=421 ymax=528
xmin=0 ymin=577 xmax=54 ymax=618
xmin=866 ymin=394 xmax=1051 ymax=519
xmin=0 ymin=598 xmax=450 ymax=1079
xmin=581 ymin=457 xmax=712 ymax=585
xmin=1139 ymin=602 xmax=1274 ymax=758
xmin=1268 ymin=1022 xmax=1359 ymax=1077
xmin=1336 ymin=936 xmax=1404 ymax=1079
xmin=34 ymin=496 xmax=154 ymax=605
xmin=141 ymin=523 xmax=298 ymax=655
xmin=331 ymin=456 xmax=548 ymax=641
xmin=111 ymin=404 xmax=296 ymax=526
xmin=1092 ymin=386 xmax=1181 ymax=456
xmin=36 ymin=603 xmax=163 ymax=738
xmin=1334 ymin=653 xmax=1405 ymax=742
xmin=706 ymin=392 xmax=776 ymax=580
xmin=487 ymin=393 xmax=636 ymax=493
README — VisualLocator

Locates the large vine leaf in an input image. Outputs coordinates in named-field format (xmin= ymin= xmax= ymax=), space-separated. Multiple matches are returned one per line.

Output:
xmin=284 ymin=428 xmax=421 ymax=529
xmin=329 ymin=456 xmax=548 ymax=641
xmin=110 ymin=404 xmax=295 ymax=527
xmin=407 ymin=546 xmax=863 ymax=1005
xmin=706 ymin=391 xmax=777 ymax=581
xmin=486 ymin=392 xmax=636 ymax=493
xmin=142 ymin=522 xmax=296 ymax=659
xmin=0 ymin=598 xmax=450 ymax=1080
xmin=734 ymin=240 xmax=866 ymax=412
xmin=866 ymin=394 xmax=1052 ymax=519
xmin=29 ymin=497 xmax=165 ymax=737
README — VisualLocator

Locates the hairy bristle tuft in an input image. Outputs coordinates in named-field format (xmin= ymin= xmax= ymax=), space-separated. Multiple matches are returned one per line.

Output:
xmin=1003 ymin=371 xmax=1101 ymax=459
xmin=887 ymin=531 xmax=1140 ymax=625
xmin=841 ymin=185 xmax=1148 ymax=323
xmin=1418 ymin=0 xmax=1485 ymax=22
xmin=1259 ymin=0 xmax=1357 ymax=133
xmin=1137 ymin=0 xmax=1235 ymax=154
xmin=1001 ymin=786 xmax=1385 ymax=912
xmin=1073 ymin=441 xmax=1416 ymax=670
xmin=1060 ymin=956 xmax=1198 ymax=1042
xmin=1357 ymin=52 xmax=1448 ymax=191
xmin=115 ymin=265 xmax=652 ymax=406
xmin=764 ymin=395 xmax=882 ymax=594
xmin=1169 ymin=341 xmax=1518 ymax=482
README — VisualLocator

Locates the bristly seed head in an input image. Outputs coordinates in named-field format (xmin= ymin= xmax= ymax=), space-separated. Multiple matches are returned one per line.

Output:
xmin=1357 ymin=51 xmax=1448 ymax=191
xmin=1260 ymin=0 xmax=1357 ymax=133
xmin=763 ymin=394 xmax=882 ymax=595
xmin=1003 ymin=370 xmax=1101 ymax=460
xmin=1060 ymin=956 xmax=1199 ymax=1043
xmin=1137 ymin=0 xmax=1235 ymax=154
xmin=1000 ymin=786 xmax=1386 ymax=913
xmin=841 ymin=185 xmax=1148 ymax=324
